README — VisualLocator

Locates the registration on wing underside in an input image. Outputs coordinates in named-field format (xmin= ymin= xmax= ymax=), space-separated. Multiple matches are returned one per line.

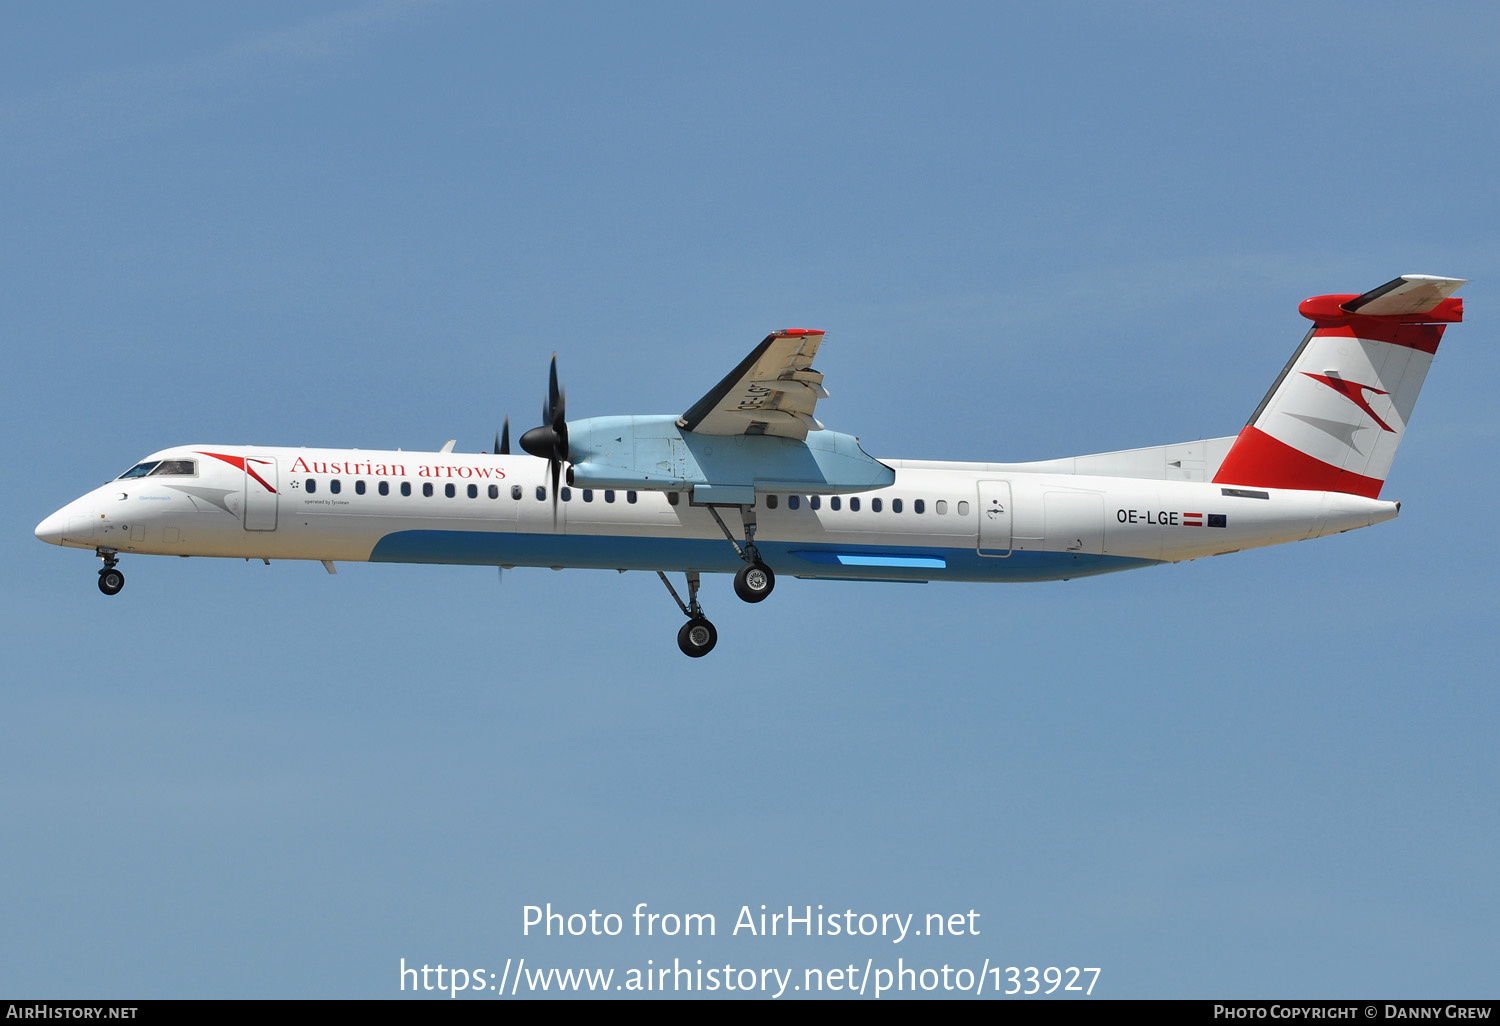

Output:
xmin=678 ymin=330 xmax=829 ymax=439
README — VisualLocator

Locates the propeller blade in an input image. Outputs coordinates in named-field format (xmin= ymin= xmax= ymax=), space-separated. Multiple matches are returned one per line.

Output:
xmin=518 ymin=354 xmax=570 ymax=522
xmin=498 ymin=418 xmax=510 ymax=455
xmin=548 ymin=354 xmax=560 ymax=421
xmin=550 ymin=458 xmax=562 ymax=521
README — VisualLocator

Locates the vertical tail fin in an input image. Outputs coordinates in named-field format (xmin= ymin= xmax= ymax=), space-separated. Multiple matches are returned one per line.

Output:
xmin=1212 ymin=274 xmax=1464 ymax=498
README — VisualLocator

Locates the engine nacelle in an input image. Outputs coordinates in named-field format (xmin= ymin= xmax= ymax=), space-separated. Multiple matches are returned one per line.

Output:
xmin=565 ymin=415 xmax=893 ymax=498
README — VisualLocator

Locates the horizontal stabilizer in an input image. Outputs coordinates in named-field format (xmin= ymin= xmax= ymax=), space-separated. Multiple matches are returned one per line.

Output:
xmin=1298 ymin=274 xmax=1465 ymax=323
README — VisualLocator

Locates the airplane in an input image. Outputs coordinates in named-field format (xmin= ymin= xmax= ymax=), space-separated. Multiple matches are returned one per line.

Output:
xmin=36 ymin=273 xmax=1465 ymax=657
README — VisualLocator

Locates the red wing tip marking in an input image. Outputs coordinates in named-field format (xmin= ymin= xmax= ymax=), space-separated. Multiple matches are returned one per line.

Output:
xmin=779 ymin=329 xmax=824 ymax=336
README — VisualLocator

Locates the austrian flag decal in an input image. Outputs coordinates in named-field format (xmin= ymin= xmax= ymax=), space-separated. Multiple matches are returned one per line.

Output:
xmin=1181 ymin=513 xmax=1229 ymax=528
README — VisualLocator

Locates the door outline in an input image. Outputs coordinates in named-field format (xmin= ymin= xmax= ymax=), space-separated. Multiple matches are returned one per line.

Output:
xmin=244 ymin=456 xmax=279 ymax=531
xmin=977 ymin=480 xmax=1012 ymax=557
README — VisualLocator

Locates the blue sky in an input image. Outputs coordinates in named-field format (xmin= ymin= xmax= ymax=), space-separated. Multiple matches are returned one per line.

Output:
xmin=4 ymin=1 xmax=1497 ymax=999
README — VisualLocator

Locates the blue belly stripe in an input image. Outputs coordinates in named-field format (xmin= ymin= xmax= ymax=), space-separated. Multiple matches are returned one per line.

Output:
xmin=367 ymin=529 xmax=1162 ymax=583
xmin=792 ymin=550 xmax=947 ymax=568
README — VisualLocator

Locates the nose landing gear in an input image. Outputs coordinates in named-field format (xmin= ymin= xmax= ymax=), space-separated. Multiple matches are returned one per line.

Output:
xmin=97 ymin=549 xmax=124 ymax=596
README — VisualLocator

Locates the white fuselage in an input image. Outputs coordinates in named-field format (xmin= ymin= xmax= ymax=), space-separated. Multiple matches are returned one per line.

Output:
xmin=36 ymin=444 xmax=1399 ymax=583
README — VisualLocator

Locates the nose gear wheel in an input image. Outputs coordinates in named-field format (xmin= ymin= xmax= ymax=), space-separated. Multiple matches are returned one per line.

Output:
xmin=98 ymin=568 xmax=124 ymax=595
xmin=96 ymin=549 xmax=124 ymax=596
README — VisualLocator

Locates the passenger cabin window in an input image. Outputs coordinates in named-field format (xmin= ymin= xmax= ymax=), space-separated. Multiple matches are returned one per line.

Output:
xmin=561 ymin=487 xmax=572 ymax=501
xmin=936 ymin=500 xmax=948 ymax=514
xmin=488 ymin=484 xmax=499 ymax=499
xmin=831 ymin=496 xmax=841 ymax=511
xmin=330 ymin=479 xmax=342 ymax=494
xmin=892 ymin=498 xmax=902 ymax=513
xmin=850 ymin=497 xmax=861 ymax=512
xmin=117 ymin=461 xmax=160 ymax=479
xmin=583 ymin=489 xmax=593 ymax=502
xmin=444 ymin=483 xmax=456 ymax=498
xmin=810 ymin=495 xmax=821 ymax=510
xmin=467 ymin=484 xmax=478 ymax=499
xmin=604 ymin=490 xmax=615 ymax=503
xmin=511 ymin=485 xmax=523 ymax=500
xmin=787 ymin=495 xmax=800 ymax=510
xmin=871 ymin=498 xmax=882 ymax=513
xmin=305 ymin=479 xmax=317 ymax=493
xmin=355 ymin=480 xmax=366 ymax=495
xmin=627 ymin=491 xmax=637 ymax=503
xmin=667 ymin=492 xmax=680 ymax=506
xmin=401 ymin=482 xmax=412 ymax=497
xmin=765 ymin=494 xmax=778 ymax=509
xmin=914 ymin=499 xmax=924 ymax=514
xmin=535 ymin=486 xmax=546 ymax=501
xmin=379 ymin=481 xmax=389 ymax=496
xmin=423 ymin=483 xmax=434 ymax=497
xmin=957 ymin=501 xmax=970 ymax=515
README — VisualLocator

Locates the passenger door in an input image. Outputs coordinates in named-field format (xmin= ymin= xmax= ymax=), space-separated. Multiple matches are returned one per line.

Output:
xmin=977 ymin=480 xmax=1012 ymax=557
xmin=244 ymin=456 xmax=279 ymax=531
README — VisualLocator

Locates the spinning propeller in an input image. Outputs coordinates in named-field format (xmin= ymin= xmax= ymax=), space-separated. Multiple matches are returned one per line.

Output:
xmin=519 ymin=354 xmax=570 ymax=512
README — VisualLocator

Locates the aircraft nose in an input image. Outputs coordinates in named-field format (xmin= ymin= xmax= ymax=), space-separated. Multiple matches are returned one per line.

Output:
xmin=35 ymin=509 xmax=68 ymax=545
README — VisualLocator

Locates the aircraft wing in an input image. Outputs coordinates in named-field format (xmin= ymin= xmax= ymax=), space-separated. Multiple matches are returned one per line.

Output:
xmin=677 ymin=329 xmax=829 ymax=439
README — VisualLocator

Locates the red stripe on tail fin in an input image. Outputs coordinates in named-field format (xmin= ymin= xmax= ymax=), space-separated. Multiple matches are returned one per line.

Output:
xmin=1213 ymin=426 xmax=1384 ymax=498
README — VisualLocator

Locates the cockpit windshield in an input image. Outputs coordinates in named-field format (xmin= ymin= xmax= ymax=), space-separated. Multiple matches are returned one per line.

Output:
xmin=117 ymin=461 xmax=159 ymax=479
xmin=116 ymin=458 xmax=196 ymax=480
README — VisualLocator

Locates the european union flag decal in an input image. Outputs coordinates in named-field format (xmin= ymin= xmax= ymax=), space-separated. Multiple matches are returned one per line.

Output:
xmin=1208 ymin=514 xmax=1228 ymax=528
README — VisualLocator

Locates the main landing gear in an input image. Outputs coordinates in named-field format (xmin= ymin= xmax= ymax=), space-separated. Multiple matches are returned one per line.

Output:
xmin=658 ymin=571 xmax=717 ymax=657
xmin=657 ymin=502 xmax=781 ymax=657
xmin=97 ymin=549 xmax=124 ymax=596
xmin=705 ymin=504 xmax=776 ymax=603
xmin=734 ymin=561 xmax=775 ymax=603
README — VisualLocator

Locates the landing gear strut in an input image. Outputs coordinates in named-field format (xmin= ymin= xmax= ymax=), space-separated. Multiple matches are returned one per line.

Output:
xmin=97 ymin=549 xmax=124 ymax=596
xmin=705 ymin=504 xmax=776 ymax=604
xmin=658 ymin=570 xmax=717 ymax=657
